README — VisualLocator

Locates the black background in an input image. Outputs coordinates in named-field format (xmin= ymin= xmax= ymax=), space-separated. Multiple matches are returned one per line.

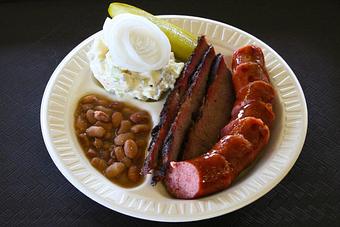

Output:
xmin=1 ymin=0 xmax=340 ymax=226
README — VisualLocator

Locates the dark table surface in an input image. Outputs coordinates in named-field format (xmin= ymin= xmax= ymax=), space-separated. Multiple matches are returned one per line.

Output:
xmin=1 ymin=0 xmax=340 ymax=226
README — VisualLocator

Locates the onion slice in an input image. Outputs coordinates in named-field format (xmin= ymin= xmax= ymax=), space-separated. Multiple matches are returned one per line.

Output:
xmin=103 ymin=14 xmax=171 ymax=72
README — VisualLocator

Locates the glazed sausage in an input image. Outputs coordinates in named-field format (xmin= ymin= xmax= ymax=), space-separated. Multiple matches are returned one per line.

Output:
xmin=164 ymin=45 xmax=274 ymax=199
xmin=231 ymin=46 xmax=274 ymax=128
xmin=165 ymin=117 xmax=269 ymax=199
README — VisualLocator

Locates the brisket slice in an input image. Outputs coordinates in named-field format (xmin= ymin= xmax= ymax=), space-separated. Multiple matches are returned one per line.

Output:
xmin=142 ymin=36 xmax=209 ymax=175
xmin=181 ymin=54 xmax=234 ymax=160
xmin=153 ymin=46 xmax=216 ymax=183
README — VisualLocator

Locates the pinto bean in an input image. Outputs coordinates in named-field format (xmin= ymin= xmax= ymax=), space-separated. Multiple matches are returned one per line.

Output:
xmin=96 ymin=98 xmax=111 ymax=106
xmin=111 ymin=112 xmax=123 ymax=128
xmin=127 ymin=166 xmax=141 ymax=182
xmin=121 ymin=157 xmax=132 ymax=168
xmin=134 ymin=147 xmax=143 ymax=159
xmin=105 ymin=162 xmax=126 ymax=178
xmin=78 ymin=133 xmax=90 ymax=148
xmin=124 ymin=139 xmax=138 ymax=159
xmin=94 ymin=105 xmax=113 ymax=116
xmin=122 ymin=108 xmax=135 ymax=117
xmin=99 ymin=149 xmax=110 ymax=161
xmin=114 ymin=132 xmax=134 ymax=145
xmin=109 ymin=101 xmax=124 ymax=110
xmin=93 ymin=138 xmax=103 ymax=149
xmin=87 ymin=148 xmax=97 ymax=158
xmin=86 ymin=126 xmax=106 ymax=137
xmin=94 ymin=121 xmax=113 ymax=131
xmin=91 ymin=157 xmax=107 ymax=172
xmin=107 ymin=158 xmax=115 ymax=166
xmin=130 ymin=111 xmax=150 ymax=123
xmin=118 ymin=120 xmax=132 ymax=134
xmin=76 ymin=115 xmax=88 ymax=133
xmin=114 ymin=147 xmax=124 ymax=161
xmin=110 ymin=149 xmax=116 ymax=159
xmin=94 ymin=110 xmax=110 ymax=122
xmin=109 ymin=144 xmax=115 ymax=151
xmin=81 ymin=103 xmax=94 ymax=111
xmin=131 ymin=124 xmax=150 ymax=134
xmin=81 ymin=95 xmax=98 ymax=104
xmin=102 ymin=142 xmax=112 ymax=151
xmin=114 ymin=146 xmax=125 ymax=161
xmin=86 ymin=109 xmax=97 ymax=124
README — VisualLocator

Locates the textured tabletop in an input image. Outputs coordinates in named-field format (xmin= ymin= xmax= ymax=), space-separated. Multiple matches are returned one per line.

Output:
xmin=1 ymin=0 xmax=339 ymax=226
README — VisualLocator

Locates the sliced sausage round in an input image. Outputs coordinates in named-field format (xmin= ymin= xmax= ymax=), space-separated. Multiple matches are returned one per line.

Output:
xmin=210 ymin=134 xmax=253 ymax=173
xmin=165 ymin=153 xmax=234 ymax=199
xmin=231 ymin=45 xmax=265 ymax=72
xmin=235 ymin=80 xmax=275 ymax=106
xmin=232 ymin=62 xmax=270 ymax=93
xmin=220 ymin=117 xmax=270 ymax=153
xmin=231 ymin=100 xmax=275 ymax=127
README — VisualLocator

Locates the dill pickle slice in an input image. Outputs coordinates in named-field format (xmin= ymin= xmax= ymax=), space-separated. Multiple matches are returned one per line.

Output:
xmin=108 ymin=2 xmax=197 ymax=61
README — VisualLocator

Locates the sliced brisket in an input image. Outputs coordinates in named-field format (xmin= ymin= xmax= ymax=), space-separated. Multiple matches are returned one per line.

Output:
xmin=142 ymin=36 xmax=209 ymax=175
xmin=153 ymin=46 xmax=216 ymax=182
xmin=181 ymin=54 xmax=234 ymax=160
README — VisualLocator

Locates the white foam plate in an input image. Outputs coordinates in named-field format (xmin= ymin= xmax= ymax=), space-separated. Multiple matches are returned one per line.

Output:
xmin=40 ymin=15 xmax=308 ymax=222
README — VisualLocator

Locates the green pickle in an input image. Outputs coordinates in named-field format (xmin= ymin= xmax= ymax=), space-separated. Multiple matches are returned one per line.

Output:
xmin=108 ymin=2 xmax=197 ymax=61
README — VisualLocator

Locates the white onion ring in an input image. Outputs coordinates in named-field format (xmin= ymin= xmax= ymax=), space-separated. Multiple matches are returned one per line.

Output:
xmin=103 ymin=14 xmax=171 ymax=72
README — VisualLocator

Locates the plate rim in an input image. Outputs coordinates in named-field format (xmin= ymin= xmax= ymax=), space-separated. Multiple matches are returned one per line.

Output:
xmin=40 ymin=15 xmax=308 ymax=222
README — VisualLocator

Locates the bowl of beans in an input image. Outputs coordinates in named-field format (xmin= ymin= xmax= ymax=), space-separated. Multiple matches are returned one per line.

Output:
xmin=74 ymin=94 xmax=152 ymax=188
